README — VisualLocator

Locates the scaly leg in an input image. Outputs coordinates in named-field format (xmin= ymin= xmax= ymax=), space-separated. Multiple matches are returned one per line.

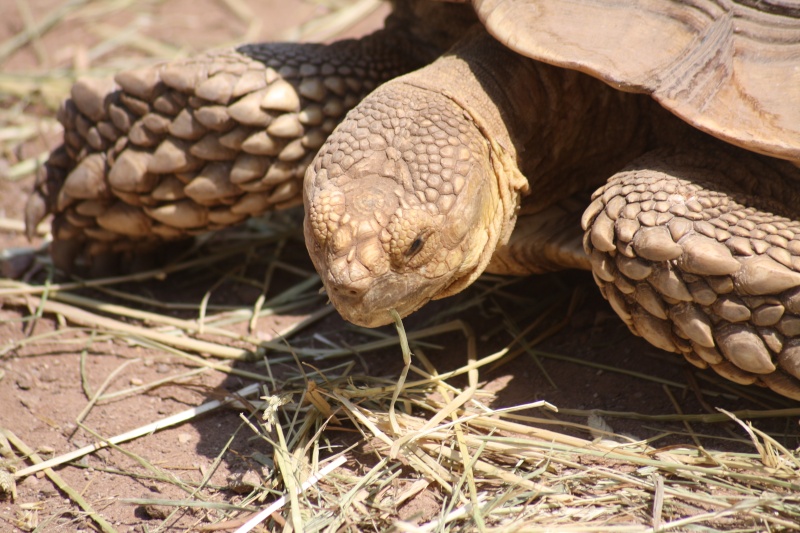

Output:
xmin=26 ymin=15 xmax=468 ymax=273
xmin=582 ymin=143 xmax=800 ymax=399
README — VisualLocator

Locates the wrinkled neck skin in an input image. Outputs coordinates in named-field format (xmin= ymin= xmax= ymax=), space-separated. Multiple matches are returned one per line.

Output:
xmin=452 ymin=33 xmax=659 ymax=215
xmin=304 ymin=27 xmax=650 ymax=327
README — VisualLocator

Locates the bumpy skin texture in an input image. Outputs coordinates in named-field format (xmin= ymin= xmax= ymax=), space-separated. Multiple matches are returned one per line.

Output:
xmin=583 ymin=146 xmax=800 ymax=399
xmin=29 ymin=0 xmax=800 ymax=400
xmin=26 ymin=29 xmax=448 ymax=272
xmin=304 ymin=29 xmax=651 ymax=327
xmin=303 ymin=24 xmax=800 ymax=400
xmin=304 ymin=82 xmax=507 ymax=326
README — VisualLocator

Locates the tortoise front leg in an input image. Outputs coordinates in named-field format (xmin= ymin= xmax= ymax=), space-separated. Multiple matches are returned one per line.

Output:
xmin=26 ymin=32 xmax=429 ymax=273
xmin=582 ymin=143 xmax=800 ymax=400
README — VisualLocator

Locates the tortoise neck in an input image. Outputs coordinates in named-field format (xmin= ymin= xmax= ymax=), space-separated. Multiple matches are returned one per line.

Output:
xmin=384 ymin=0 xmax=480 ymax=56
xmin=399 ymin=29 xmax=658 ymax=212
xmin=395 ymin=28 xmax=525 ymax=163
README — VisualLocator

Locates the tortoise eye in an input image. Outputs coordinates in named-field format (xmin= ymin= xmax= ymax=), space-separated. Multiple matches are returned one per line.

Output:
xmin=406 ymin=235 xmax=425 ymax=257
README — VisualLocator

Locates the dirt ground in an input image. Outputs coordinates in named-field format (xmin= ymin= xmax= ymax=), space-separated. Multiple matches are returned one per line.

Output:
xmin=1 ymin=1 xmax=799 ymax=531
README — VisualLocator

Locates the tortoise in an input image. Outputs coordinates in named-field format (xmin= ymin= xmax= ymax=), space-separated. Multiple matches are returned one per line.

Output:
xmin=25 ymin=0 xmax=800 ymax=399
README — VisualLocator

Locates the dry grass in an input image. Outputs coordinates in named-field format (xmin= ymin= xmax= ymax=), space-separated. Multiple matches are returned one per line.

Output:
xmin=2 ymin=218 xmax=799 ymax=531
xmin=1 ymin=0 xmax=799 ymax=531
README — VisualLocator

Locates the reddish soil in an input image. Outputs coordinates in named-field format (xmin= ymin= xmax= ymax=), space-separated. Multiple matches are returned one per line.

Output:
xmin=0 ymin=1 xmax=797 ymax=531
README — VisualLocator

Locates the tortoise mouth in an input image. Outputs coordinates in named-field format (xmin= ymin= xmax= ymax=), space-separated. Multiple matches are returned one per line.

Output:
xmin=334 ymin=305 xmax=396 ymax=328
xmin=323 ymin=273 xmax=435 ymax=328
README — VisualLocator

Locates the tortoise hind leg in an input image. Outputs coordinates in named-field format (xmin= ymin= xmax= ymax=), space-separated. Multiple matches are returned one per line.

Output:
xmin=582 ymin=143 xmax=800 ymax=400
xmin=27 ymin=32 xmax=429 ymax=274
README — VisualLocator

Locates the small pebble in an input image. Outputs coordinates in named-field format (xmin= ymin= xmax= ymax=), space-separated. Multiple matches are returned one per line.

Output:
xmin=15 ymin=373 xmax=33 ymax=390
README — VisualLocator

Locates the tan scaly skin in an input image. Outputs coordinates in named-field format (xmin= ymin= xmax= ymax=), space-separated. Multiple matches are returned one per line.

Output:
xmin=25 ymin=2 xmax=800 ymax=399
xmin=25 ymin=1 xmax=476 ymax=274
xmin=584 ymin=147 xmax=800 ymax=400
xmin=305 ymin=28 xmax=800 ymax=399
xmin=304 ymin=28 xmax=655 ymax=327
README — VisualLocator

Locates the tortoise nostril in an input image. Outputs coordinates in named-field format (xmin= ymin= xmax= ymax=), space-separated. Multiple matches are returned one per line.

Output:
xmin=327 ymin=283 xmax=362 ymax=298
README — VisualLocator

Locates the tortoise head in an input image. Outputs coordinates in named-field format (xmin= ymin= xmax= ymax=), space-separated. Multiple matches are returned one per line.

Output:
xmin=304 ymin=81 xmax=515 ymax=327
